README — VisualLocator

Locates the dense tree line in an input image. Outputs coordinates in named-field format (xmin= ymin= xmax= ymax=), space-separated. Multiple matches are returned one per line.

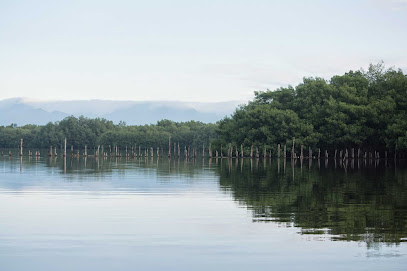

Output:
xmin=0 ymin=116 xmax=217 ymax=151
xmin=214 ymin=63 xmax=407 ymax=156
xmin=1 ymin=63 xmax=406 ymax=156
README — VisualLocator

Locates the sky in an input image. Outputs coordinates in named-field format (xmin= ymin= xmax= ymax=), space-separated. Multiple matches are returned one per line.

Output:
xmin=0 ymin=0 xmax=406 ymax=102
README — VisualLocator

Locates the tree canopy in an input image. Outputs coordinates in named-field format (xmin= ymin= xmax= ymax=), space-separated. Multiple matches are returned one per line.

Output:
xmin=0 ymin=116 xmax=217 ymax=151
xmin=214 ymin=62 xmax=407 ymax=155
xmin=1 ymin=63 xmax=406 ymax=156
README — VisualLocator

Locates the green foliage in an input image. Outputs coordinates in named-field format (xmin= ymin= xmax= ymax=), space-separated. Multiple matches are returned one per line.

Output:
xmin=215 ymin=63 xmax=407 ymax=154
xmin=1 ymin=62 xmax=406 ymax=155
xmin=0 ymin=117 xmax=217 ymax=150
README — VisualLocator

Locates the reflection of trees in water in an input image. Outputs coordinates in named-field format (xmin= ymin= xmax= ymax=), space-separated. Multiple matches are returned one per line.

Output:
xmin=9 ymin=153 xmax=407 ymax=246
xmin=12 ymin=153 xmax=211 ymax=179
xmin=218 ymin=158 xmax=407 ymax=246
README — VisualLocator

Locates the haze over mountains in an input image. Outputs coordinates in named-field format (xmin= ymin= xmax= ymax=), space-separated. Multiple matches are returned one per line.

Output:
xmin=0 ymin=98 xmax=243 ymax=126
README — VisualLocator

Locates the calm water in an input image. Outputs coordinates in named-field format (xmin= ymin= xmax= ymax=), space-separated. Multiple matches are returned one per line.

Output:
xmin=1 ymin=153 xmax=407 ymax=270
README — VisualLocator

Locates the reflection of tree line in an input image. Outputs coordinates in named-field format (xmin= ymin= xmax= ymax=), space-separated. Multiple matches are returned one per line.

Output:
xmin=12 ymin=153 xmax=213 ymax=178
xmin=9 ymin=152 xmax=407 ymax=245
xmin=217 ymin=158 xmax=407 ymax=246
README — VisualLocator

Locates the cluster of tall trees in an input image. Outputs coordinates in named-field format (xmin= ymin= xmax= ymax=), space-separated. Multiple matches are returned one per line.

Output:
xmin=214 ymin=63 xmax=407 ymax=155
xmin=0 ymin=116 xmax=217 ymax=150
xmin=1 ymin=63 xmax=406 ymax=155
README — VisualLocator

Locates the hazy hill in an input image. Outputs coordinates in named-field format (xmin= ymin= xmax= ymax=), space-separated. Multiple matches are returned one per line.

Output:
xmin=0 ymin=98 xmax=68 ymax=126
xmin=0 ymin=98 xmax=242 ymax=126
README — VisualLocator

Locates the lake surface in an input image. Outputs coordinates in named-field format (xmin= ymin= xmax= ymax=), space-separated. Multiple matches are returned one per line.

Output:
xmin=1 ymin=153 xmax=407 ymax=270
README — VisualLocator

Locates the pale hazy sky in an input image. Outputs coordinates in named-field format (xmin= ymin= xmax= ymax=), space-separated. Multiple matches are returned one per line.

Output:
xmin=0 ymin=0 xmax=406 ymax=102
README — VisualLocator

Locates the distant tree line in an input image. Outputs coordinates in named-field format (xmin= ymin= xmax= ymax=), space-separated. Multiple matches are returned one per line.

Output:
xmin=1 ymin=62 xmax=406 ymax=156
xmin=213 ymin=62 xmax=407 ymax=156
xmin=0 ymin=116 xmax=218 ymax=151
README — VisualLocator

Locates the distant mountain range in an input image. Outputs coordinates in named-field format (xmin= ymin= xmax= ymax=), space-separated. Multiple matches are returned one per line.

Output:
xmin=0 ymin=98 xmax=244 ymax=126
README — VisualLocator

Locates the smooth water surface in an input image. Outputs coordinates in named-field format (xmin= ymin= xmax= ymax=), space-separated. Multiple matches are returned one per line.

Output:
xmin=1 ymin=154 xmax=406 ymax=270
